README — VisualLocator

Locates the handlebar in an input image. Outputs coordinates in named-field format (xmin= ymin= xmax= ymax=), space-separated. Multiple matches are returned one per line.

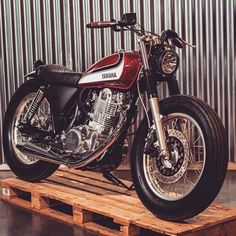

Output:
xmin=160 ymin=30 xmax=196 ymax=48
xmin=87 ymin=13 xmax=136 ymax=30
xmin=86 ymin=21 xmax=117 ymax=29
xmin=86 ymin=14 xmax=195 ymax=49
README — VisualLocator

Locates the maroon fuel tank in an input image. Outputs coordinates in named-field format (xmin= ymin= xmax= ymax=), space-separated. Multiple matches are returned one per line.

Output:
xmin=78 ymin=51 xmax=142 ymax=90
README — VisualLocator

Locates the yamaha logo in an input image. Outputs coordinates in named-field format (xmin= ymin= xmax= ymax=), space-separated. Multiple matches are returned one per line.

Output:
xmin=102 ymin=72 xmax=117 ymax=79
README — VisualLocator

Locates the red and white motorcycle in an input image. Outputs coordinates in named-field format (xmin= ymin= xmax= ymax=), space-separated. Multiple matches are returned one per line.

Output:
xmin=3 ymin=13 xmax=228 ymax=221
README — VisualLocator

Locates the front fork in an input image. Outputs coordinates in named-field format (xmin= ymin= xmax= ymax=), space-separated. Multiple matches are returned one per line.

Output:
xmin=138 ymin=39 xmax=170 ymax=158
xmin=149 ymin=97 xmax=169 ymax=157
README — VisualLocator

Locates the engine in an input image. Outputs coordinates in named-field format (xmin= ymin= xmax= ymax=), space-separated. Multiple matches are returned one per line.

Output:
xmin=64 ymin=88 xmax=130 ymax=156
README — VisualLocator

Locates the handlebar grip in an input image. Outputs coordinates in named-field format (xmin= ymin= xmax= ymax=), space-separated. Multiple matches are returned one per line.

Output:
xmin=86 ymin=21 xmax=117 ymax=28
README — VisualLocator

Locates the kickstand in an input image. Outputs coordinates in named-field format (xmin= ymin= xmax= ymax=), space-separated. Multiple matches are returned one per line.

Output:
xmin=102 ymin=171 xmax=134 ymax=190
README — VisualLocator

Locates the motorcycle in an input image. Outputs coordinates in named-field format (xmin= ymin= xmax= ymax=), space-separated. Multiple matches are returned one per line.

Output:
xmin=3 ymin=13 xmax=228 ymax=221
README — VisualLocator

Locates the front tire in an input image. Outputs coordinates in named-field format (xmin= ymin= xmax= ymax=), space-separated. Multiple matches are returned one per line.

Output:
xmin=3 ymin=79 xmax=59 ymax=182
xmin=131 ymin=95 xmax=228 ymax=221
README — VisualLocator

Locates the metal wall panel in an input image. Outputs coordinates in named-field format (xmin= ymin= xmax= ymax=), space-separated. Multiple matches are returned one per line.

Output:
xmin=0 ymin=0 xmax=235 ymax=163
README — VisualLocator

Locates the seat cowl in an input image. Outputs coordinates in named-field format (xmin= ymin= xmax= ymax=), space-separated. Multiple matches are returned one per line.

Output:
xmin=38 ymin=64 xmax=82 ymax=86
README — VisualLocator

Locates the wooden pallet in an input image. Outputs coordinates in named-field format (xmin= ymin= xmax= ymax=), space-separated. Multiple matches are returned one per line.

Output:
xmin=1 ymin=168 xmax=236 ymax=236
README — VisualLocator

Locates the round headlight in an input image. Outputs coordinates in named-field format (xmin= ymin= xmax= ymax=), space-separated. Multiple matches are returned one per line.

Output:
xmin=158 ymin=50 xmax=179 ymax=75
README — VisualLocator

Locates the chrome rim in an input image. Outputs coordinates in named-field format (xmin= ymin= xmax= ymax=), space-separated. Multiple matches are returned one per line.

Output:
xmin=143 ymin=113 xmax=206 ymax=201
xmin=11 ymin=93 xmax=52 ymax=165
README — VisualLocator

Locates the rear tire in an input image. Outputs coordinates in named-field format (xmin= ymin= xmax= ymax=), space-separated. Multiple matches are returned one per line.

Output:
xmin=3 ymin=79 xmax=59 ymax=182
xmin=131 ymin=95 xmax=228 ymax=221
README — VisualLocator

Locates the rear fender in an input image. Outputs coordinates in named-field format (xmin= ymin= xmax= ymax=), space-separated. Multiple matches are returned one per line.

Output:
xmin=24 ymin=70 xmax=37 ymax=78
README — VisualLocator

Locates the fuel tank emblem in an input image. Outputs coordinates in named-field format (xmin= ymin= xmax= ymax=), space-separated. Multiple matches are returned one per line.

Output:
xmin=102 ymin=73 xmax=117 ymax=79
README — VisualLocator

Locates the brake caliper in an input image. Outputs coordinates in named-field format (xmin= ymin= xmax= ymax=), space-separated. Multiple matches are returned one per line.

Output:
xmin=144 ymin=128 xmax=160 ymax=157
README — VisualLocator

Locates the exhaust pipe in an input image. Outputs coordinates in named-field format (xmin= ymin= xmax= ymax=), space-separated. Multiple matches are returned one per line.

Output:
xmin=16 ymin=142 xmax=63 ymax=165
xmin=16 ymin=115 xmax=124 ymax=168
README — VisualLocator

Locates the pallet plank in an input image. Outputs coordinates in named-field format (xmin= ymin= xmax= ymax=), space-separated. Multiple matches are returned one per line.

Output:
xmin=40 ymin=178 xmax=145 ymax=214
xmin=83 ymin=222 xmax=119 ymax=236
xmin=60 ymin=168 xmax=132 ymax=187
xmin=47 ymin=176 xmax=142 ymax=206
xmin=40 ymin=208 xmax=74 ymax=225
xmin=53 ymin=170 xmax=135 ymax=196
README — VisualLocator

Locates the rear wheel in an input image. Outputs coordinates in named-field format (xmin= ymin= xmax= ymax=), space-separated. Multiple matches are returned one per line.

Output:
xmin=131 ymin=95 xmax=228 ymax=221
xmin=3 ymin=79 xmax=59 ymax=181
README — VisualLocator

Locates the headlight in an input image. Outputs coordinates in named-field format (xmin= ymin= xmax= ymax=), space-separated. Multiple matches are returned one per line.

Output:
xmin=148 ymin=45 xmax=180 ymax=78
xmin=158 ymin=50 xmax=179 ymax=75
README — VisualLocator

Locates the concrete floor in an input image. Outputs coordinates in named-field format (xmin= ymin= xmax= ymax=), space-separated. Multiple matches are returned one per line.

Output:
xmin=1 ymin=170 xmax=236 ymax=236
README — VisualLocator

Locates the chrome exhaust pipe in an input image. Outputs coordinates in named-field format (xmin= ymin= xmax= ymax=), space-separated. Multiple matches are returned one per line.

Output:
xmin=16 ymin=115 xmax=126 ymax=168
xmin=16 ymin=129 xmax=120 ymax=168
xmin=16 ymin=142 xmax=63 ymax=165
xmin=16 ymin=127 xmax=121 ymax=168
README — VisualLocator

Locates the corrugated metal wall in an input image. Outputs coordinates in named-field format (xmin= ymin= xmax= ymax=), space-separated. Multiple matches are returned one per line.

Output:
xmin=0 ymin=0 xmax=235 ymax=163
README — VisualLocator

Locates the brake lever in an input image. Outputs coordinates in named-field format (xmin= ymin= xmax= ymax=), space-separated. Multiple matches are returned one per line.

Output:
xmin=161 ymin=30 xmax=196 ymax=49
xmin=178 ymin=37 xmax=196 ymax=48
xmin=111 ymin=25 xmax=130 ymax=32
xmin=111 ymin=25 xmax=121 ymax=32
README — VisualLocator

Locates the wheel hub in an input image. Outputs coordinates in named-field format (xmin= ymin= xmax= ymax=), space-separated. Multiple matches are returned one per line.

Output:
xmin=153 ymin=129 xmax=190 ymax=184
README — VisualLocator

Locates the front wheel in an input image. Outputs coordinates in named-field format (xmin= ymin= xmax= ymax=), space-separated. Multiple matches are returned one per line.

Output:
xmin=131 ymin=95 xmax=228 ymax=221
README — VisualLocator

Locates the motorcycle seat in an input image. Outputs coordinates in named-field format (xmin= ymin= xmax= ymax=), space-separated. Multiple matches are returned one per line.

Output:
xmin=38 ymin=64 xmax=82 ymax=86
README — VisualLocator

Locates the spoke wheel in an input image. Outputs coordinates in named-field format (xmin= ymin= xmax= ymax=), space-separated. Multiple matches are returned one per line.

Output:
xmin=131 ymin=95 xmax=228 ymax=221
xmin=143 ymin=114 xmax=206 ymax=201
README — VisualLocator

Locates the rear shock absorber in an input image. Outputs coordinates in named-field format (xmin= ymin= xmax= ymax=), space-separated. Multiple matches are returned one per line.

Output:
xmin=24 ymin=86 xmax=46 ymax=122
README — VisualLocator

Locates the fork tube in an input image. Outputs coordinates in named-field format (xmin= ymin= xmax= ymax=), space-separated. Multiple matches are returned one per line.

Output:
xmin=139 ymin=40 xmax=150 ymax=71
xmin=138 ymin=39 xmax=157 ymax=97
xmin=138 ymin=38 xmax=169 ymax=157
xmin=149 ymin=97 xmax=168 ymax=156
